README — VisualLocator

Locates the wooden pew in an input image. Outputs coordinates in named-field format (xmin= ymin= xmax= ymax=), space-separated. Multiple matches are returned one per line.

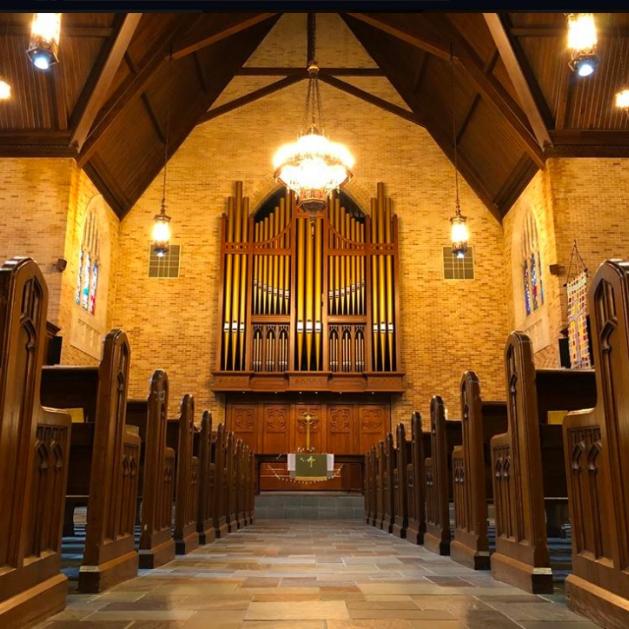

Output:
xmin=424 ymin=396 xmax=462 ymax=555
xmin=365 ymin=446 xmax=375 ymax=525
xmin=375 ymin=441 xmax=384 ymax=528
xmin=380 ymin=433 xmax=395 ymax=533
xmin=225 ymin=432 xmax=237 ymax=531
xmin=41 ymin=329 xmax=140 ymax=593
xmin=0 ymin=257 xmax=71 ymax=626
xmin=167 ymin=395 xmax=200 ymax=555
xmin=563 ymin=259 xmax=629 ymax=628
xmin=451 ymin=372 xmax=508 ymax=569
xmin=406 ymin=411 xmax=429 ymax=545
xmin=213 ymin=423 xmax=229 ymax=538
xmin=126 ymin=370 xmax=176 ymax=568
xmin=392 ymin=423 xmax=409 ymax=538
xmin=490 ymin=331 xmax=596 ymax=593
xmin=196 ymin=410 xmax=216 ymax=544
xmin=245 ymin=446 xmax=255 ymax=525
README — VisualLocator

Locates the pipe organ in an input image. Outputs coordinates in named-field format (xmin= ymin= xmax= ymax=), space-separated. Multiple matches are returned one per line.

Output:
xmin=212 ymin=182 xmax=404 ymax=394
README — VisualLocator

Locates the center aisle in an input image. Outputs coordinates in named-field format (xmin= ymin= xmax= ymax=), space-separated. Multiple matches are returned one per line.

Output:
xmin=38 ymin=521 xmax=596 ymax=628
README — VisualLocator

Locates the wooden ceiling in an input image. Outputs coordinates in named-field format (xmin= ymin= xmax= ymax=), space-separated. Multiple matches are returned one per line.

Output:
xmin=0 ymin=11 xmax=627 ymax=219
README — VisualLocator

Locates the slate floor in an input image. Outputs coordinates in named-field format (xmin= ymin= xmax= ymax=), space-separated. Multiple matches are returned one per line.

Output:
xmin=37 ymin=520 xmax=599 ymax=629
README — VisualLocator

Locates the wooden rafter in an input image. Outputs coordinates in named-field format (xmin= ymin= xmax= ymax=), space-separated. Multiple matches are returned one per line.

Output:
xmin=347 ymin=12 xmax=545 ymax=168
xmin=77 ymin=14 xmax=201 ymax=167
xmin=70 ymin=13 xmax=142 ymax=151
xmin=237 ymin=67 xmax=384 ymax=76
xmin=483 ymin=13 xmax=552 ymax=149
xmin=199 ymin=75 xmax=304 ymax=124
xmin=431 ymin=14 xmax=545 ymax=168
xmin=345 ymin=13 xmax=452 ymax=60
xmin=318 ymin=75 xmax=424 ymax=128
xmin=171 ymin=13 xmax=278 ymax=60
xmin=342 ymin=14 xmax=501 ymax=221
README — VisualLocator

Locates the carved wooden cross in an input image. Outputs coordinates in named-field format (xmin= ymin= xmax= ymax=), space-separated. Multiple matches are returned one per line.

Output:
xmin=299 ymin=412 xmax=315 ymax=451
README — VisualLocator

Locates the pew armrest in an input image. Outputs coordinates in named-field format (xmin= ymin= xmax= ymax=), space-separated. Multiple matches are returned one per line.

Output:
xmin=40 ymin=406 xmax=72 ymax=428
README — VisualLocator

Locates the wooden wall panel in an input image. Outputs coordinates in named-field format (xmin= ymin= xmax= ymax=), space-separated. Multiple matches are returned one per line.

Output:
xmin=358 ymin=405 xmax=389 ymax=453
xmin=226 ymin=396 xmax=390 ymax=455
xmin=229 ymin=404 xmax=258 ymax=451
xmin=262 ymin=404 xmax=290 ymax=453
xmin=327 ymin=405 xmax=355 ymax=454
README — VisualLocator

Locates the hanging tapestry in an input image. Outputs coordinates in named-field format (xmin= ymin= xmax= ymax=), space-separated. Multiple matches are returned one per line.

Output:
xmin=567 ymin=270 xmax=591 ymax=368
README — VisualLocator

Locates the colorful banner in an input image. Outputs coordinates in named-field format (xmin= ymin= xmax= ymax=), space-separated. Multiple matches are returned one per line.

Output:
xmin=567 ymin=270 xmax=591 ymax=369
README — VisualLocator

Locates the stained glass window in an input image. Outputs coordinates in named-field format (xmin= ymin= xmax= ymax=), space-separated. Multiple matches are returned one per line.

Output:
xmin=76 ymin=210 xmax=100 ymax=315
xmin=522 ymin=210 xmax=543 ymax=318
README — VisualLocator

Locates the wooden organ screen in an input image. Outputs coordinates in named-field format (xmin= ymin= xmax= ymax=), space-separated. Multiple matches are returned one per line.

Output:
xmin=212 ymin=182 xmax=404 ymax=394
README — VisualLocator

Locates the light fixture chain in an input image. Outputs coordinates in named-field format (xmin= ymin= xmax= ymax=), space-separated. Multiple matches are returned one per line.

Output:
xmin=161 ymin=48 xmax=173 ymax=213
xmin=449 ymin=44 xmax=461 ymax=213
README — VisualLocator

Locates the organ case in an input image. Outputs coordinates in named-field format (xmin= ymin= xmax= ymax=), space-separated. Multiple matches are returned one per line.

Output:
xmin=212 ymin=182 xmax=404 ymax=393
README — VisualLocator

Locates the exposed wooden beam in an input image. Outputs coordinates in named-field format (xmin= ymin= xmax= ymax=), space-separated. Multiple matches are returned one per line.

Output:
xmin=0 ymin=131 xmax=75 ymax=157
xmin=70 ymin=13 xmax=142 ymax=151
xmin=548 ymin=129 xmax=629 ymax=157
xmin=318 ymin=74 xmax=423 ymax=128
xmin=342 ymin=14 xmax=501 ymax=222
xmin=483 ymin=13 xmax=552 ymax=149
xmin=455 ymin=52 xmax=498 ymax=144
xmin=345 ymin=13 xmax=452 ymax=61
xmin=193 ymin=52 xmax=210 ymax=94
xmin=433 ymin=14 xmax=546 ymax=168
xmin=171 ymin=13 xmax=277 ymax=60
xmin=78 ymin=15 xmax=200 ymax=167
xmin=237 ymin=67 xmax=384 ymax=76
xmin=198 ymin=75 xmax=304 ymax=124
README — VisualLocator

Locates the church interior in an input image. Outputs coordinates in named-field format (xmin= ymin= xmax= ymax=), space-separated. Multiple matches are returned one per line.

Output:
xmin=0 ymin=9 xmax=628 ymax=628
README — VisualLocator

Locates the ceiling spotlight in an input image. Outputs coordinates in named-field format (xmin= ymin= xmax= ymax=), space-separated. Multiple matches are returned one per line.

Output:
xmin=27 ymin=13 xmax=61 ymax=70
xmin=567 ymin=13 xmax=598 ymax=77
xmin=0 ymin=79 xmax=11 ymax=101
xmin=616 ymin=88 xmax=629 ymax=111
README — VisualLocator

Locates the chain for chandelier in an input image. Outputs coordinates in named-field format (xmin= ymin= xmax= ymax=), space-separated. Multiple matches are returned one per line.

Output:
xmin=303 ymin=14 xmax=323 ymax=133
xmin=151 ymin=49 xmax=173 ymax=257
xmin=272 ymin=12 xmax=354 ymax=214
xmin=450 ymin=44 xmax=461 ymax=214
xmin=448 ymin=44 xmax=469 ymax=259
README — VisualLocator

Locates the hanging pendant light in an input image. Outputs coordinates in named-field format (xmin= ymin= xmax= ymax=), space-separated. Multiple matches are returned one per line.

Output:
xmin=566 ymin=13 xmax=598 ymax=77
xmin=27 ymin=13 xmax=61 ymax=70
xmin=448 ymin=47 xmax=469 ymax=259
xmin=272 ymin=14 xmax=354 ymax=215
xmin=151 ymin=54 xmax=173 ymax=257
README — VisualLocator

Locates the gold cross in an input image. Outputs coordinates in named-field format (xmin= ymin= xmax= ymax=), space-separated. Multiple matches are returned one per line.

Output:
xmin=299 ymin=412 xmax=315 ymax=451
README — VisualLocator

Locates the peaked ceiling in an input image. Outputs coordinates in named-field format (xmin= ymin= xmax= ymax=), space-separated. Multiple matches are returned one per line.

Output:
xmin=0 ymin=11 xmax=627 ymax=220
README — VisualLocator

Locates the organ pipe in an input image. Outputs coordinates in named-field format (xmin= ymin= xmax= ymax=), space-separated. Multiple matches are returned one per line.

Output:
xmin=217 ymin=182 xmax=399 ymax=376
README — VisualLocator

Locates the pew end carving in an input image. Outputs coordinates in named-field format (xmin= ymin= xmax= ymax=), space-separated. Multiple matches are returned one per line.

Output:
xmin=0 ymin=257 xmax=70 ymax=626
xmin=563 ymin=260 xmax=629 ymax=628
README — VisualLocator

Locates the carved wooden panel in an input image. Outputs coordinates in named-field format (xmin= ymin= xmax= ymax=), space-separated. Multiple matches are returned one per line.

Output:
xmin=327 ymin=405 xmax=354 ymax=454
xmin=229 ymin=404 xmax=258 ymax=451
xmin=358 ymin=405 xmax=388 ymax=452
xmin=262 ymin=404 xmax=290 ymax=453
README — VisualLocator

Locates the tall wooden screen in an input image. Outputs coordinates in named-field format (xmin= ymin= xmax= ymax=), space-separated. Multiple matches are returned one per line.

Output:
xmin=212 ymin=182 xmax=403 ymax=394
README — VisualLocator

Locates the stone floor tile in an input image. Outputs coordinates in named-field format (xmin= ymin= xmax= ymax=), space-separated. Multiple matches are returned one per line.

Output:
xmin=245 ymin=600 xmax=350 ymax=620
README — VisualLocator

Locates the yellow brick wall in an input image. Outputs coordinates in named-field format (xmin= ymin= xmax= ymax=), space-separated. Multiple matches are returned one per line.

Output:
xmin=112 ymin=80 xmax=510 ymax=424
xmin=0 ymin=158 xmax=119 ymax=366
xmin=0 ymin=158 xmax=74 ymax=323
xmin=503 ymin=157 xmax=629 ymax=368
